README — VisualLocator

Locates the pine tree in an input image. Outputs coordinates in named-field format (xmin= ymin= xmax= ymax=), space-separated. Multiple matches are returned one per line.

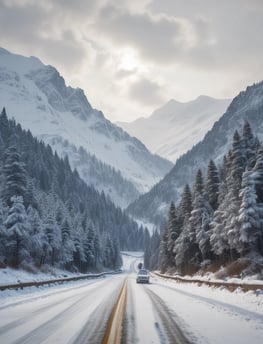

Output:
xmin=230 ymin=130 xmax=245 ymax=197
xmin=0 ymin=108 xmax=10 ymax=144
xmin=253 ymin=146 xmax=263 ymax=203
xmin=166 ymin=201 xmax=180 ymax=267
xmin=237 ymin=170 xmax=262 ymax=255
xmin=206 ymin=160 xmax=219 ymax=211
xmin=60 ymin=217 xmax=75 ymax=268
xmin=0 ymin=199 xmax=7 ymax=263
xmin=93 ymin=233 xmax=101 ymax=269
xmin=103 ymin=235 xmax=115 ymax=269
xmin=222 ymin=131 xmax=245 ymax=259
xmin=210 ymin=182 xmax=229 ymax=261
xmin=72 ymin=214 xmax=86 ymax=272
xmin=43 ymin=210 xmax=61 ymax=266
xmin=84 ymin=222 xmax=96 ymax=268
xmin=242 ymin=120 xmax=256 ymax=169
xmin=3 ymin=144 xmax=27 ymax=206
xmin=27 ymin=205 xmax=46 ymax=266
xmin=173 ymin=221 xmax=192 ymax=273
xmin=4 ymin=196 xmax=30 ymax=267
xmin=178 ymin=184 xmax=192 ymax=227
xmin=158 ymin=224 xmax=169 ymax=273
xmin=188 ymin=169 xmax=204 ymax=266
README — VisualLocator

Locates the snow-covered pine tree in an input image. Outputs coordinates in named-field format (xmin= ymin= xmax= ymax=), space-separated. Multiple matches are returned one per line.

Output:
xmin=230 ymin=130 xmax=246 ymax=197
xmin=210 ymin=181 xmax=230 ymax=262
xmin=4 ymin=196 xmax=30 ymax=267
xmin=178 ymin=184 xmax=192 ymax=227
xmin=27 ymin=205 xmax=46 ymax=267
xmin=0 ymin=199 xmax=7 ymax=264
xmin=158 ymin=224 xmax=169 ymax=274
xmin=60 ymin=217 xmax=75 ymax=269
xmin=93 ymin=232 xmax=101 ymax=269
xmin=103 ymin=235 xmax=114 ymax=269
xmin=3 ymin=144 xmax=27 ymax=206
xmin=83 ymin=220 xmax=96 ymax=269
xmin=242 ymin=120 xmax=257 ymax=169
xmin=42 ymin=209 xmax=61 ymax=266
xmin=253 ymin=146 xmax=263 ymax=203
xmin=172 ymin=184 xmax=193 ymax=273
xmin=192 ymin=168 xmax=213 ymax=262
xmin=72 ymin=213 xmax=86 ymax=272
xmin=0 ymin=108 xmax=10 ymax=144
xmin=188 ymin=169 xmax=204 ymax=266
xmin=206 ymin=159 xmax=219 ymax=211
xmin=237 ymin=170 xmax=262 ymax=255
xmin=166 ymin=201 xmax=180 ymax=267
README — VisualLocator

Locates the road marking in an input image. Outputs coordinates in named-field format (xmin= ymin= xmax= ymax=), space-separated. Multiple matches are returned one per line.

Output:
xmin=102 ymin=278 xmax=128 ymax=344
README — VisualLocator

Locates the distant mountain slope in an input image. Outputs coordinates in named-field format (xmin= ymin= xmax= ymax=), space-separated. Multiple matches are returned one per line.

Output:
xmin=47 ymin=135 xmax=140 ymax=208
xmin=118 ymin=96 xmax=231 ymax=162
xmin=0 ymin=47 xmax=172 ymax=207
xmin=127 ymin=81 xmax=263 ymax=225
xmin=0 ymin=108 xmax=147 ymax=272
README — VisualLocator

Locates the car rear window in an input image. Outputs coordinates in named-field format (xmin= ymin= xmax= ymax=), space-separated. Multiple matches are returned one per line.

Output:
xmin=138 ymin=270 xmax=147 ymax=275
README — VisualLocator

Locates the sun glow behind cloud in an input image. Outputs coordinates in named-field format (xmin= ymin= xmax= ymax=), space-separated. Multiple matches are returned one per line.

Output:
xmin=0 ymin=0 xmax=263 ymax=122
xmin=119 ymin=49 xmax=139 ymax=72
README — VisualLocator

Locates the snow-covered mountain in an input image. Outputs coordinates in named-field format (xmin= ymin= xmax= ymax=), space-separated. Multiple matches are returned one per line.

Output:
xmin=0 ymin=47 xmax=172 ymax=207
xmin=127 ymin=81 xmax=263 ymax=225
xmin=118 ymin=96 xmax=231 ymax=162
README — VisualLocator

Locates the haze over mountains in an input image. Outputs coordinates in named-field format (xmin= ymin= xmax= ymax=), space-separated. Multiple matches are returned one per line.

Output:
xmin=127 ymin=81 xmax=263 ymax=225
xmin=0 ymin=47 xmax=172 ymax=208
xmin=118 ymin=96 xmax=231 ymax=162
xmin=2 ymin=47 xmax=262 ymax=232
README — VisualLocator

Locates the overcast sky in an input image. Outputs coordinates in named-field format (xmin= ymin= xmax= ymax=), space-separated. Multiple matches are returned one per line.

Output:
xmin=0 ymin=0 xmax=263 ymax=122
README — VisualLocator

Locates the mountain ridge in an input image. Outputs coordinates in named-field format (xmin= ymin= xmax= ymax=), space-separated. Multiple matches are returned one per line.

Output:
xmin=127 ymin=80 xmax=263 ymax=225
xmin=0 ymin=47 xmax=172 ymax=207
xmin=118 ymin=95 xmax=231 ymax=162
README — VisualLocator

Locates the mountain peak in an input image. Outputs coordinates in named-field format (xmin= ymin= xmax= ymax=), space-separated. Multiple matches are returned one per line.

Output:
xmin=118 ymin=95 xmax=231 ymax=162
xmin=0 ymin=47 xmax=43 ymax=74
xmin=0 ymin=47 xmax=172 ymax=207
xmin=127 ymin=80 xmax=263 ymax=225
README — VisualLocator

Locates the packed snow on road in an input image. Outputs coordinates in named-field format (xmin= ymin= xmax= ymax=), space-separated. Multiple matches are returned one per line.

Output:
xmin=0 ymin=252 xmax=262 ymax=343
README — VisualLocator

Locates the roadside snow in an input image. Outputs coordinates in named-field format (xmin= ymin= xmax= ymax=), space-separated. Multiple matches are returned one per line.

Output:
xmin=0 ymin=266 xmax=77 ymax=286
xmin=149 ymin=274 xmax=263 ymax=344
xmin=1 ymin=255 xmax=263 ymax=344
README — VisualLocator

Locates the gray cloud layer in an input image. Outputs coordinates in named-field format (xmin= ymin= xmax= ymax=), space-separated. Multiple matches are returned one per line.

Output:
xmin=0 ymin=0 xmax=262 ymax=121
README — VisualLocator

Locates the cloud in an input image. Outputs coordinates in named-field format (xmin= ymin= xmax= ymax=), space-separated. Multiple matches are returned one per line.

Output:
xmin=148 ymin=0 xmax=263 ymax=71
xmin=90 ymin=0 xmax=263 ymax=75
xmin=0 ymin=2 xmax=46 ymax=42
xmin=94 ymin=5 xmax=187 ymax=64
xmin=0 ymin=1 xmax=88 ymax=71
xmin=128 ymin=78 xmax=165 ymax=106
xmin=0 ymin=0 xmax=263 ymax=122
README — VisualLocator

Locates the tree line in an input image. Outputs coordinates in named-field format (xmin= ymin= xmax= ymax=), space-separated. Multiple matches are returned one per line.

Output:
xmin=145 ymin=121 xmax=263 ymax=275
xmin=0 ymin=108 xmax=149 ymax=272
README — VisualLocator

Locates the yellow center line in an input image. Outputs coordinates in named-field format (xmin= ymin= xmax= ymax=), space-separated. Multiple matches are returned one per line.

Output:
xmin=102 ymin=278 xmax=128 ymax=344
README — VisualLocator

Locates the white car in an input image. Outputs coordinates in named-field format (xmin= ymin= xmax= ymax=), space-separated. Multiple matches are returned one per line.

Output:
xmin=136 ymin=269 xmax=150 ymax=284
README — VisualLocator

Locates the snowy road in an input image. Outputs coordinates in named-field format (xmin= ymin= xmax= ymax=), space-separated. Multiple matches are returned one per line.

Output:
xmin=0 ymin=276 xmax=125 ymax=343
xmin=0 ymin=253 xmax=262 ymax=343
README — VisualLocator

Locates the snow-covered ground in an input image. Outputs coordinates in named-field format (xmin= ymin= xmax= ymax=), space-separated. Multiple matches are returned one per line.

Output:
xmin=0 ymin=254 xmax=262 ymax=343
xmin=0 ymin=47 xmax=172 ymax=201
xmin=118 ymin=96 xmax=231 ymax=162
xmin=148 ymin=276 xmax=263 ymax=344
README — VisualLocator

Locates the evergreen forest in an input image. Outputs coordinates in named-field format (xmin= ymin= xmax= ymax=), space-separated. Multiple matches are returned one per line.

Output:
xmin=0 ymin=108 xmax=149 ymax=273
xmin=145 ymin=121 xmax=263 ymax=277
